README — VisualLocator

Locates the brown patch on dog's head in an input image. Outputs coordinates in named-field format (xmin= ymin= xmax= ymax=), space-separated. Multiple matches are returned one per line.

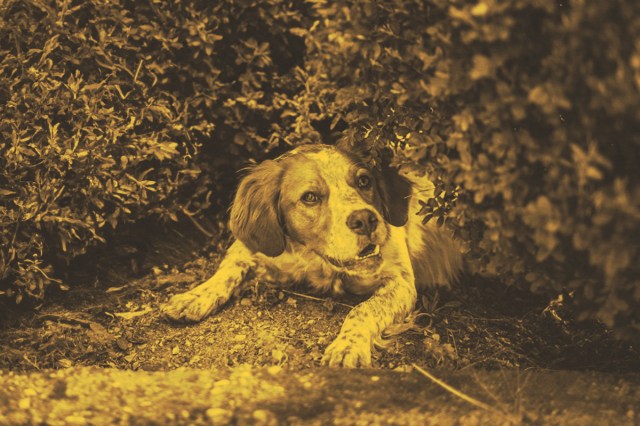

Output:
xmin=337 ymin=140 xmax=412 ymax=227
xmin=229 ymin=160 xmax=286 ymax=257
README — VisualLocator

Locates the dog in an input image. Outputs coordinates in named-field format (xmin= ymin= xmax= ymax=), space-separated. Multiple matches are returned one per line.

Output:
xmin=162 ymin=143 xmax=463 ymax=367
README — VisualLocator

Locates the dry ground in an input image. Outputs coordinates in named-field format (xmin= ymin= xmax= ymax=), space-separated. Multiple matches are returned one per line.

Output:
xmin=0 ymin=215 xmax=639 ymax=424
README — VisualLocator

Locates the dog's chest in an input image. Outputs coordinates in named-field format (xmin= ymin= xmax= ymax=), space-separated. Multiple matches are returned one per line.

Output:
xmin=255 ymin=252 xmax=380 ymax=296
xmin=255 ymin=251 xmax=337 ymax=290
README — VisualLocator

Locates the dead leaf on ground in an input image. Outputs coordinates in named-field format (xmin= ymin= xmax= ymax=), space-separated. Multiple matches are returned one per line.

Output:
xmin=113 ymin=307 xmax=154 ymax=320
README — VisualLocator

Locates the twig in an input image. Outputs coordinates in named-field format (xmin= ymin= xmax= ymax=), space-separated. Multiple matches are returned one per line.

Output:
xmin=182 ymin=208 xmax=215 ymax=238
xmin=32 ymin=264 xmax=63 ymax=285
xmin=471 ymin=369 xmax=510 ymax=413
xmin=134 ymin=59 xmax=143 ymax=83
xmin=37 ymin=313 xmax=93 ymax=327
xmin=451 ymin=314 xmax=512 ymax=322
xmin=22 ymin=354 xmax=40 ymax=370
xmin=411 ymin=363 xmax=510 ymax=420
xmin=280 ymin=289 xmax=354 ymax=309
xmin=446 ymin=329 xmax=460 ymax=362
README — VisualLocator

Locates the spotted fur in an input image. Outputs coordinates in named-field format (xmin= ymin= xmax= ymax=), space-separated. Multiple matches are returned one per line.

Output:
xmin=162 ymin=144 xmax=463 ymax=367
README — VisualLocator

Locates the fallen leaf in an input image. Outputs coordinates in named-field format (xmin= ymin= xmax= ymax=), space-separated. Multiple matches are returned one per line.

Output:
xmin=59 ymin=359 xmax=73 ymax=368
xmin=113 ymin=307 xmax=153 ymax=320
xmin=116 ymin=338 xmax=130 ymax=351
xmin=87 ymin=322 xmax=114 ymax=345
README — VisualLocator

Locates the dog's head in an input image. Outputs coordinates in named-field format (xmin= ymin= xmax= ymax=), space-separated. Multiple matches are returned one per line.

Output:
xmin=229 ymin=144 xmax=412 ymax=273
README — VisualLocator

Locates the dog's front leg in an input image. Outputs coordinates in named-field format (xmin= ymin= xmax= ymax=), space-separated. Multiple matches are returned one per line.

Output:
xmin=162 ymin=240 xmax=256 ymax=322
xmin=322 ymin=274 xmax=417 ymax=368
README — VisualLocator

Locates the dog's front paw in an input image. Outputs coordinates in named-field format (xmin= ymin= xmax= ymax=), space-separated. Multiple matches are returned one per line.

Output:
xmin=162 ymin=290 xmax=227 ymax=322
xmin=321 ymin=333 xmax=372 ymax=368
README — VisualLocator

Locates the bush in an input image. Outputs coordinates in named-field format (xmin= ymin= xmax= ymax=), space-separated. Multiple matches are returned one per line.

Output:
xmin=2 ymin=0 xmax=638 ymax=342
xmin=292 ymin=0 xmax=640 ymax=340
xmin=0 ymin=0 xmax=307 ymax=301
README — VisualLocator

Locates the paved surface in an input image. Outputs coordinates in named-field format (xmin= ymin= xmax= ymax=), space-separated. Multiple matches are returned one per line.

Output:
xmin=1 ymin=366 xmax=638 ymax=425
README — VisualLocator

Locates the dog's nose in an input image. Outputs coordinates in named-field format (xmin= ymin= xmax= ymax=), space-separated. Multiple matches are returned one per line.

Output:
xmin=347 ymin=209 xmax=378 ymax=236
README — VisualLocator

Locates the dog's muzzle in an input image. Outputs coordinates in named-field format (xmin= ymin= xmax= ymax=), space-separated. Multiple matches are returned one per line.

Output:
xmin=347 ymin=209 xmax=378 ymax=236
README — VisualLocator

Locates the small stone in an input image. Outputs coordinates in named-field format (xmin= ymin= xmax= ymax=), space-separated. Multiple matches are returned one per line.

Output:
xmin=18 ymin=398 xmax=30 ymax=410
xmin=267 ymin=365 xmax=282 ymax=375
xmin=116 ymin=338 xmax=130 ymax=351
xmin=271 ymin=349 xmax=285 ymax=363
xmin=393 ymin=365 xmax=413 ymax=373
xmin=471 ymin=2 xmax=488 ymax=16
xmin=253 ymin=409 xmax=277 ymax=425
xmin=58 ymin=359 xmax=73 ymax=368
xmin=172 ymin=346 xmax=180 ymax=355
xmin=286 ymin=298 xmax=297 ymax=306
xmin=64 ymin=415 xmax=87 ymax=425
xmin=206 ymin=408 xmax=233 ymax=423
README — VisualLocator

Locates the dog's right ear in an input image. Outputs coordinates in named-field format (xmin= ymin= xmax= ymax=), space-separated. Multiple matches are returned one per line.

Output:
xmin=229 ymin=160 xmax=286 ymax=257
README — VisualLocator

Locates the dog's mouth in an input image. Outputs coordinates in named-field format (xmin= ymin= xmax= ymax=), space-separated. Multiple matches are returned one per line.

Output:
xmin=319 ymin=244 xmax=382 ymax=269
xmin=356 ymin=244 xmax=380 ymax=260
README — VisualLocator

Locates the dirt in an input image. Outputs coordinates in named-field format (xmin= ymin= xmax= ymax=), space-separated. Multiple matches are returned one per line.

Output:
xmin=0 ymin=214 xmax=639 ymax=424
xmin=1 ymin=366 xmax=639 ymax=425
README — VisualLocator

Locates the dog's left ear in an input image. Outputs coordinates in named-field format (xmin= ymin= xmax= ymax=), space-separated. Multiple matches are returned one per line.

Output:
xmin=376 ymin=165 xmax=412 ymax=227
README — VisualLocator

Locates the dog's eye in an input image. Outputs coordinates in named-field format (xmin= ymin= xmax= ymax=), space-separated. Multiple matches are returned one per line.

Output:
xmin=301 ymin=192 xmax=320 ymax=204
xmin=357 ymin=175 xmax=372 ymax=189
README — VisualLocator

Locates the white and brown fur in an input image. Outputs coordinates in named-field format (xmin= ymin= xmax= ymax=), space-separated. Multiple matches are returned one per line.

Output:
xmin=162 ymin=144 xmax=463 ymax=367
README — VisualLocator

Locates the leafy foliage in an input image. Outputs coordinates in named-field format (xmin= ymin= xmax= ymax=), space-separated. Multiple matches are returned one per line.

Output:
xmin=0 ymin=0 xmax=307 ymax=301
xmin=291 ymin=0 xmax=640 ymax=340
xmin=1 ymin=0 xmax=638 ymax=342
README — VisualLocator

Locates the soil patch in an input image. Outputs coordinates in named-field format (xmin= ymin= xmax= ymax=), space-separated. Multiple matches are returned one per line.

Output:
xmin=1 ymin=366 xmax=638 ymax=425
xmin=0 ymin=215 xmax=638 ymax=423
